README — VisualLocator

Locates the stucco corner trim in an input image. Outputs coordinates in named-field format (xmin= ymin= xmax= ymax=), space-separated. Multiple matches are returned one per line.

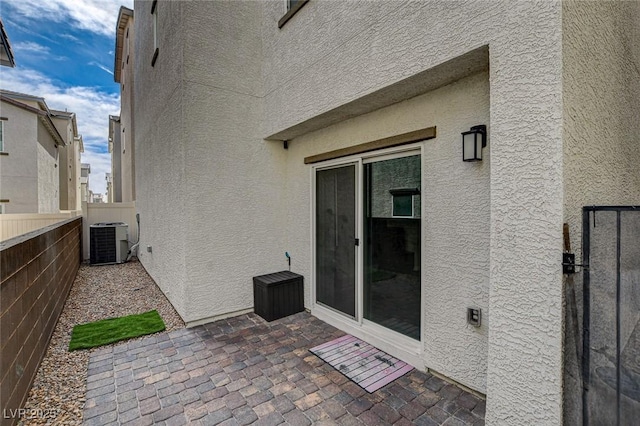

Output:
xmin=303 ymin=126 xmax=436 ymax=164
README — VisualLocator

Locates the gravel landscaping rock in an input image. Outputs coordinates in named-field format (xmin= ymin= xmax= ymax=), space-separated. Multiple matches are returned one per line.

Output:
xmin=18 ymin=259 xmax=184 ymax=425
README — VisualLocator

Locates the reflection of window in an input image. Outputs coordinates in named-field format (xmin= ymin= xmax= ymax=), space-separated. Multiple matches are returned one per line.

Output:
xmin=390 ymin=188 xmax=420 ymax=218
xmin=393 ymin=194 xmax=413 ymax=217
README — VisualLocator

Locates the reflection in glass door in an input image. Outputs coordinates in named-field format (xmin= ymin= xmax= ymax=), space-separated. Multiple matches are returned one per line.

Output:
xmin=363 ymin=155 xmax=421 ymax=340
xmin=316 ymin=165 xmax=356 ymax=317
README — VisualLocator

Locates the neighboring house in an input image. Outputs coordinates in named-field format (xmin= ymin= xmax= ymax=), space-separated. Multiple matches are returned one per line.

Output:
xmin=130 ymin=1 xmax=640 ymax=425
xmin=106 ymin=173 xmax=113 ymax=203
xmin=0 ymin=90 xmax=66 ymax=213
xmin=91 ymin=193 xmax=103 ymax=204
xmin=113 ymin=6 xmax=135 ymax=202
xmin=51 ymin=109 xmax=83 ymax=211
xmin=0 ymin=18 xmax=15 ymax=68
xmin=80 ymin=163 xmax=90 ymax=203
xmin=108 ymin=115 xmax=123 ymax=202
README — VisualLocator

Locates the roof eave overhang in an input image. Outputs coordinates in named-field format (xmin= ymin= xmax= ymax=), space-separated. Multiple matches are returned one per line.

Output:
xmin=0 ymin=20 xmax=16 ymax=68
xmin=1 ymin=95 xmax=66 ymax=146
xmin=114 ymin=7 xmax=133 ymax=83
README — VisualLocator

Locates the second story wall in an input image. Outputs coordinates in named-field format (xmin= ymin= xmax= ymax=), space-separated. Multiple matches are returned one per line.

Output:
xmin=120 ymin=16 xmax=135 ymax=202
xmin=0 ymin=102 xmax=39 ymax=213
xmin=134 ymin=0 xmax=187 ymax=316
xmin=52 ymin=113 xmax=80 ymax=211
xmin=109 ymin=116 xmax=122 ymax=202
xmin=36 ymin=119 xmax=59 ymax=213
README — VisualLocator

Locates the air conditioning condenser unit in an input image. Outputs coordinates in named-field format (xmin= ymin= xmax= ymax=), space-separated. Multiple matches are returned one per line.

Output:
xmin=90 ymin=222 xmax=129 ymax=265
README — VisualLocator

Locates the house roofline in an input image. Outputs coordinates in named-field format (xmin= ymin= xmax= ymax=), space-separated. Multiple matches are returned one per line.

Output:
xmin=0 ymin=19 xmax=16 ymax=68
xmin=0 ymin=94 xmax=66 ymax=147
xmin=51 ymin=109 xmax=79 ymax=137
xmin=0 ymin=89 xmax=45 ymax=104
xmin=114 ymin=6 xmax=133 ymax=83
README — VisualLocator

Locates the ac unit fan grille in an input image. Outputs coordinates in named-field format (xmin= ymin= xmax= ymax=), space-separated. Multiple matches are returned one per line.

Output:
xmin=90 ymin=227 xmax=117 ymax=264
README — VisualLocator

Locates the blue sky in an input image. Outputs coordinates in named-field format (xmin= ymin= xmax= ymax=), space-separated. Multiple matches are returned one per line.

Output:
xmin=1 ymin=0 xmax=134 ymax=196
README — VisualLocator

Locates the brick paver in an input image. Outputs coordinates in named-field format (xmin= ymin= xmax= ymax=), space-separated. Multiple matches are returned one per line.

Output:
xmin=84 ymin=312 xmax=485 ymax=425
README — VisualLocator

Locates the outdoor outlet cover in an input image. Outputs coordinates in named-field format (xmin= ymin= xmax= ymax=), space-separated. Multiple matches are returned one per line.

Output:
xmin=467 ymin=308 xmax=481 ymax=327
xmin=146 ymin=245 xmax=152 ymax=253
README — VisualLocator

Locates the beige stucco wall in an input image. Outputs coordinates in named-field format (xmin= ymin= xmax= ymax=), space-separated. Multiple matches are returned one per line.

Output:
xmin=0 ymin=102 xmax=40 ymax=213
xmin=134 ymin=1 xmax=570 ymax=423
xmin=134 ymin=0 xmax=187 ymax=318
xmin=72 ymin=138 xmax=82 ymax=211
xmin=53 ymin=115 xmax=80 ymax=211
xmin=563 ymin=1 xmax=640 ymax=254
xmin=285 ymin=71 xmax=490 ymax=392
xmin=54 ymin=117 xmax=71 ymax=210
xmin=36 ymin=120 xmax=59 ymax=213
xmin=562 ymin=1 xmax=640 ymax=424
xmin=264 ymin=1 xmax=564 ymax=423
xmin=120 ymin=16 xmax=136 ymax=203
xmin=109 ymin=117 xmax=123 ymax=202
xmin=183 ymin=0 xmax=287 ymax=323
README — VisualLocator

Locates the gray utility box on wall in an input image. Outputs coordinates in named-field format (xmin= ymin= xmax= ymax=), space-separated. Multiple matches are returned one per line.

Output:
xmin=253 ymin=271 xmax=304 ymax=322
xmin=90 ymin=222 xmax=129 ymax=265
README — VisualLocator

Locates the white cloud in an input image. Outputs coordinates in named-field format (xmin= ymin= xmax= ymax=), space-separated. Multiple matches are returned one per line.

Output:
xmin=89 ymin=61 xmax=115 ymax=76
xmin=60 ymin=33 xmax=80 ymax=42
xmin=0 ymin=68 xmax=119 ymax=195
xmin=4 ymin=0 xmax=134 ymax=37
xmin=14 ymin=41 xmax=50 ymax=53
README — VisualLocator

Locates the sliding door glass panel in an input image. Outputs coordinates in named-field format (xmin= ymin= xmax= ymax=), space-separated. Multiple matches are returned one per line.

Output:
xmin=316 ymin=165 xmax=356 ymax=317
xmin=364 ymin=155 xmax=421 ymax=340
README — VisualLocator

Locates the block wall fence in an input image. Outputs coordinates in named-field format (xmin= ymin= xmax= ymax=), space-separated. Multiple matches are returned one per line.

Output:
xmin=0 ymin=217 xmax=82 ymax=426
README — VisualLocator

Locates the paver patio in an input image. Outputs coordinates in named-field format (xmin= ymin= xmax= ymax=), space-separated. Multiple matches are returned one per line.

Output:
xmin=83 ymin=312 xmax=485 ymax=425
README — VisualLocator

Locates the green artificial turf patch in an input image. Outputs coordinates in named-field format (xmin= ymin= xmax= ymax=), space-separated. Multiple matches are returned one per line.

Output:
xmin=69 ymin=310 xmax=166 ymax=351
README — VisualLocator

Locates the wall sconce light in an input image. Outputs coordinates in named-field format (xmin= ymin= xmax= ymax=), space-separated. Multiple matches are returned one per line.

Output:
xmin=462 ymin=125 xmax=487 ymax=162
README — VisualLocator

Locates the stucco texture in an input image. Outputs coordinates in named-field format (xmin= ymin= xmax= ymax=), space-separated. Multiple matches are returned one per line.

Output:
xmin=0 ymin=102 xmax=59 ymax=213
xmin=134 ymin=0 xmax=187 ymax=318
xmin=263 ymin=1 xmax=564 ymax=423
xmin=285 ymin=72 xmax=491 ymax=393
xmin=128 ymin=1 xmax=640 ymax=424
xmin=120 ymin=15 xmax=136 ymax=203
xmin=562 ymin=1 xmax=640 ymax=424
xmin=36 ymin=120 xmax=59 ymax=213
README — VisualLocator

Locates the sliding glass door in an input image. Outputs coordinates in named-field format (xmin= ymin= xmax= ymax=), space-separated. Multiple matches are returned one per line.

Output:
xmin=363 ymin=154 xmax=421 ymax=340
xmin=315 ymin=165 xmax=357 ymax=317
xmin=315 ymin=152 xmax=421 ymax=340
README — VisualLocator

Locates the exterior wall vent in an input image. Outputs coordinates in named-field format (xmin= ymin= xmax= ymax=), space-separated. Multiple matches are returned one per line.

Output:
xmin=90 ymin=222 xmax=129 ymax=265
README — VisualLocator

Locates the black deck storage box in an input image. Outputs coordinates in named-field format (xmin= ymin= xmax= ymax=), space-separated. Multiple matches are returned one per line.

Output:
xmin=253 ymin=271 xmax=304 ymax=322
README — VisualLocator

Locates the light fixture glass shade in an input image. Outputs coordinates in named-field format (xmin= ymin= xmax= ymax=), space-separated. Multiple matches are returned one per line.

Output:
xmin=463 ymin=132 xmax=478 ymax=161
xmin=462 ymin=125 xmax=486 ymax=162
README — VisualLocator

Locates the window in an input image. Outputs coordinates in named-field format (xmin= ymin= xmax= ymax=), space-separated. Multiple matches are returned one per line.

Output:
xmin=392 ymin=194 xmax=413 ymax=217
xmin=122 ymin=128 xmax=126 ymax=154
xmin=390 ymin=188 xmax=420 ymax=218
xmin=0 ymin=120 xmax=4 ymax=152
xmin=278 ymin=0 xmax=309 ymax=28
xmin=151 ymin=0 xmax=159 ymax=66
